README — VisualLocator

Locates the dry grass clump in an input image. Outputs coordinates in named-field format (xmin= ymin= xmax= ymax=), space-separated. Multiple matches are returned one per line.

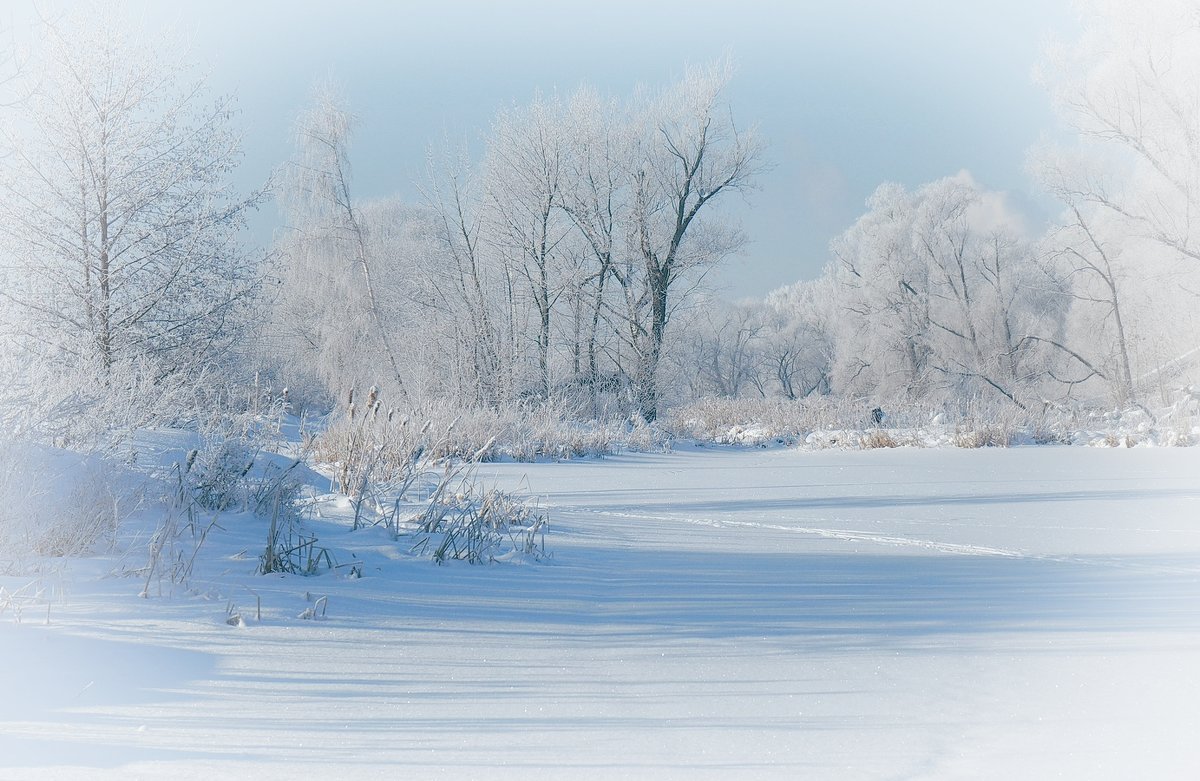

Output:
xmin=407 ymin=475 xmax=549 ymax=565
xmin=314 ymin=389 xmax=668 ymax=488
xmin=1102 ymin=432 xmax=1139 ymax=448
xmin=312 ymin=389 xmax=553 ymax=565
xmin=862 ymin=429 xmax=899 ymax=449
xmin=1166 ymin=428 xmax=1195 ymax=446
xmin=952 ymin=425 xmax=1013 ymax=449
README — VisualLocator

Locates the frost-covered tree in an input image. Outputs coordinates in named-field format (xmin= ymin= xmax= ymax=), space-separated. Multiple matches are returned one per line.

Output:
xmin=0 ymin=11 xmax=263 ymax=378
xmin=274 ymin=81 xmax=411 ymax=404
xmin=557 ymin=87 xmax=634 ymax=410
xmin=1039 ymin=0 xmax=1200 ymax=268
xmin=416 ymin=62 xmax=761 ymax=417
xmin=829 ymin=181 xmax=933 ymax=399
xmin=482 ymin=93 xmax=576 ymax=399
xmin=831 ymin=173 xmax=1064 ymax=409
xmin=670 ymin=298 xmax=766 ymax=399
xmin=761 ymin=278 xmax=835 ymax=400
xmin=620 ymin=61 xmax=763 ymax=420
xmin=423 ymin=141 xmax=520 ymax=406
xmin=1030 ymin=153 xmax=1141 ymax=404
xmin=1033 ymin=0 xmax=1200 ymax=402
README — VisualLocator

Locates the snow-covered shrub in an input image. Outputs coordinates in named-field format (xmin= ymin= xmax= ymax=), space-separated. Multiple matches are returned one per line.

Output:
xmin=184 ymin=393 xmax=289 ymax=511
xmin=187 ymin=440 xmax=255 ymax=512
xmin=623 ymin=415 xmax=670 ymax=452
xmin=407 ymin=470 xmax=549 ymax=565
xmin=0 ymin=355 xmax=203 ymax=454
xmin=665 ymin=395 xmax=1060 ymax=449
xmin=0 ymin=444 xmax=128 ymax=570
xmin=664 ymin=395 xmax=914 ymax=445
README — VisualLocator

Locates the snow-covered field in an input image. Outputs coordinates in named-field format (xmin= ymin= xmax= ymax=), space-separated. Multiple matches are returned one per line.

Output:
xmin=3 ymin=444 xmax=1199 ymax=779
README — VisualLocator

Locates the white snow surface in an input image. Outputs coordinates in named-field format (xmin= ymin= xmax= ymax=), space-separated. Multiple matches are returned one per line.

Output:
xmin=3 ymin=443 xmax=1200 ymax=779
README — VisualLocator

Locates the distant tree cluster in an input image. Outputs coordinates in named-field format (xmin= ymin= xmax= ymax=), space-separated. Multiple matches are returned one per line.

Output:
xmin=670 ymin=0 xmax=1200 ymax=415
xmin=267 ymin=63 xmax=762 ymax=422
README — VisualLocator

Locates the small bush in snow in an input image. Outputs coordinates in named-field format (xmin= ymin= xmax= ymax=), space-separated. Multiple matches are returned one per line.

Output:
xmin=406 ymin=470 xmax=549 ymax=565
xmin=0 ymin=444 xmax=128 ymax=569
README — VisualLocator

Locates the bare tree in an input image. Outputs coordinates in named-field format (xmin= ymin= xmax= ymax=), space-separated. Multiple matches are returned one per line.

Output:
xmin=670 ymin=299 xmax=766 ymax=399
xmin=414 ymin=64 xmax=760 ymax=418
xmin=0 ymin=10 xmax=263 ymax=377
xmin=483 ymin=93 xmax=574 ymax=399
xmin=762 ymin=279 xmax=835 ymax=400
xmin=559 ymin=87 xmax=631 ymax=411
xmin=1033 ymin=0 xmax=1200 ymax=401
xmin=423 ymin=142 xmax=516 ymax=406
xmin=1038 ymin=0 xmax=1200 ymax=267
xmin=1030 ymin=151 xmax=1137 ymax=403
xmin=620 ymin=60 xmax=763 ymax=420
xmin=279 ymin=81 xmax=410 ymax=402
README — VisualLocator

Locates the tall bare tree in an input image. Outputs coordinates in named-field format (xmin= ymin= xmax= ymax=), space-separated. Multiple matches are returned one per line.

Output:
xmin=279 ymin=81 xmax=410 ymax=403
xmin=0 ymin=10 xmax=263 ymax=377
xmin=620 ymin=61 xmax=763 ymax=420
xmin=483 ymin=93 xmax=573 ymax=399
xmin=559 ymin=87 xmax=631 ymax=410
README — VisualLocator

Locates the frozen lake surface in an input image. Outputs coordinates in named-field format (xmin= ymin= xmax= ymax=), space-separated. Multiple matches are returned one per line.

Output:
xmin=3 ymin=445 xmax=1199 ymax=779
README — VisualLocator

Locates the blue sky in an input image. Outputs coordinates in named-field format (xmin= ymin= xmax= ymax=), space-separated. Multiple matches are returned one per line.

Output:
xmin=8 ymin=0 xmax=1080 ymax=298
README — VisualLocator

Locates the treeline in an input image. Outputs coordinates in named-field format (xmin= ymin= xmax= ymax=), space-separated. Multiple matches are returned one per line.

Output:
xmin=1 ymin=2 xmax=1198 ymax=453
